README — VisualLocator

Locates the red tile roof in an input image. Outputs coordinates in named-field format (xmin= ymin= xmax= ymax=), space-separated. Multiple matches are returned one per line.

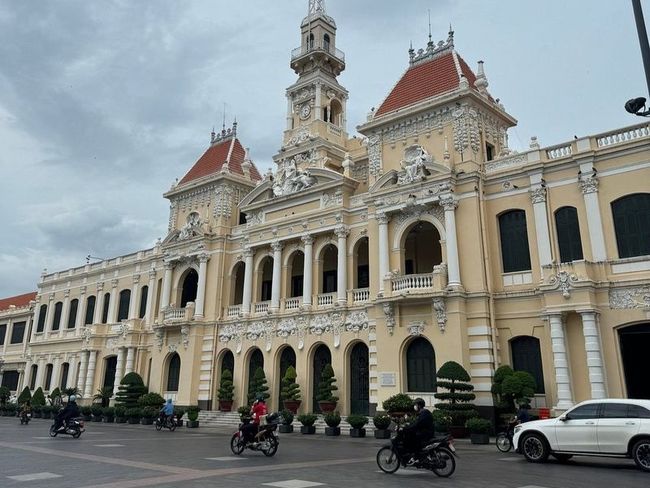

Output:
xmin=0 ymin=292 xmax=37 ymax=312
xmin=375 ymin=51 xmax=479 ymax=117
xmin=179 ymin=136 xmax=262 ymax=186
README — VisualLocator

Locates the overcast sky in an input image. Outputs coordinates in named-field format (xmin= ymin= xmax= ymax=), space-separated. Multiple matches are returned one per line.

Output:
xmin=0 ymin=0 xmax=646 ymax=298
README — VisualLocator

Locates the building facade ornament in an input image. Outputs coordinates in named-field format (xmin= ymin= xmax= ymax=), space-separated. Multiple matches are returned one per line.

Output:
xmin=549 ymin=271 xmax=579 ymax=299
xmin=81 ymin=326 xmax=93 ymax=345
xmin=300 ymin=234 xmax=314 ymax=246
xmin=579 ymin=174 xmax=599 ymax=194
xmin=63 ymin=289 xmax=70 ymax=298
xmin=270 ymin=241 xmax=284 ymax=253
xmin=154 ymin=328 xmax=164 ymax=352
xmin=397 ymin=145 xmax=431 ymax=185
xmin=367 ymin=134 xmax=382 ymax=176
xmin=407 ymin=320 xmax=426 ymax=336
xmin=168 ymin=343 xmax=178 ymax=353
xmin=334 ymin=225 xmax=349 ymax=238
xmin=383 ymin=302 xmax=396 ymax=336
xmin=111 ymin=279 xmax=119 ymax=289
xmin=272 ymin=157 xmax=317 ymax=197
xmin=322 ymin=190 xmax=343 ymax=208
xmin=345 ymin=310 xmax=369 ymax=334
xmin=376 ymin=211 xmax=390 ymax=225
xmin=439 ymin=193 xmax=458 ymax=211
xmin=180 ymin=325 xmax=190 ymax=349
xmin=178 ymin=211 xmax=203 ymax=240
xmin=132 ymin=274 xmax=141 ymax=284
xmin=432 ymin=298 xmax=447 ymax=332
xmin=453 ymin=104 xmax=480 ymax=154
xmin=529 ymin=186 xmax=547 ymax=204
xmin=609 ymin=286 xmax=650 ymax=309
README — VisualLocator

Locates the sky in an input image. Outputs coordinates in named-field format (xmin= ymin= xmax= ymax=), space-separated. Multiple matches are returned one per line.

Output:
xmin=0 ymin=0 xmax=647 ymax=298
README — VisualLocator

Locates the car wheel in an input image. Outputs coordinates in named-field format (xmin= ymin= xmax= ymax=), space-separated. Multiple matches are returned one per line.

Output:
xmin=521 ymin=433 xmax=549 ymax=463
xmin=632 ymin=438 xmax=650 ymax=472
xmin=552 ymin=453 xmax=573 ymax=463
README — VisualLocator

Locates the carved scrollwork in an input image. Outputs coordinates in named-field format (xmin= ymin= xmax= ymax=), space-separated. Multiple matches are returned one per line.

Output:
xmin=549 ymin=271 xmax=579 ymax=299
xmin=432 ymin=298 xmax=447 ymax=332
xmin=609 ymin=286 xmax=650 ymax=309
xmin=383 ymin=302 xmax=396 ymax=336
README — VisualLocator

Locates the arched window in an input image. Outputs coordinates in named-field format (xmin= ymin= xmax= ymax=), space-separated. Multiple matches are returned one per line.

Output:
xmin=37 ymin=304 xmax=47 ymax=332
xmin=167 ymin=353 xmax=181 ymax=392
xmin=44 ymin=364 xmax=53 ymax=391
xmin=85 ymin=296 xmax=96 ymax=325
xmin=259 ymin=258 xmax=273 ymax=302
xmin=555 ymin=206 xmax=583 ymax=263
xmin=232 ymin=262 xmax=245 ymax=305
xmin=29 ymin=364 xmax=38 ymax=390
xmin=321 ymin=245 xmax=338 ymax=293
xmin=308 ymin=33 xmax=314 ymax=50
xmin=102 ymin=293 xmax=111 ymax=324
xmin=289 ymin=252 xmax=304 ymax=298
xmin=117 ymin=289 xmax=131 ymax=321
xmin=510 ymin=336 xmax=545 ymax=393
xmin=67 ymin=299 xmax=79 ymax=328
xmin=612 ymin=193 xmax=650 ymax=258
xmin=312 ymin=345 xmax=332 ymax=412
xmin=406 ymin=338 xmax=436 ymax=392
xmin=499 ymin=210 xmax=532 ymax=273
xmin=60 ymin=363 xmax=70 ymax=389
xmin=403 ymin=221 xmax=442 ymax=274
xmin=180 ymin=269 xmax=198 ymax=307
xmin=323 ymin=33 xmax=330 ymax=51
xmin=139 ymin=286 xmax=148 ymax=319
xmin=355 ymin=237 xmax=369 ymax=289
xmin=221 ymin=350 xmax=235 ymax=379
xmin=52 ymin=302 xmax=63 ymax=331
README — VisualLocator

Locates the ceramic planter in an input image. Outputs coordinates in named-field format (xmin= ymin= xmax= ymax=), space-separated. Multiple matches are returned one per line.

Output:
xmin=187 ymin=420 xmax=199 ymax=428
xmin=470 ymin=433 xmax=490 ymax=444
xmin=218 ymin=400 xmax=233 ymax=412
xmin=318 ymin=401 xmax=337 ymax=413
xmin=283 ymin=400 xmax=301 ymax=414
xmin=350 ymin=428 xmax=366 ymax=438
xmin=325 ymin=426 xmax=340 ymax=436
xmin=141 ymin=418 xmax=154 ymax=425
xmin=374 ymin=429 xmax=391 ymax=439
xmin=279 ymin=424 xmax=293 ymax=433
xmin=300 ymin=425 xmax=316 ymax=434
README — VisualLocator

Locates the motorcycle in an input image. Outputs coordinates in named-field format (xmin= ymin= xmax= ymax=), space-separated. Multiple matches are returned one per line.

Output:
xmin=155 ymin=414 xmax=178 ymax=431
xmin=20 ymin=411 xmax=31 ymax=425
xmin=49 ymin=418 xmax=85 ymax=439
xmin=230 ymin=413 xmax=280 ymax=457
xmin=376 ymin=427 xmax=457 ymax=477
xmin=495 ymin=418 xmax=519 ymax=452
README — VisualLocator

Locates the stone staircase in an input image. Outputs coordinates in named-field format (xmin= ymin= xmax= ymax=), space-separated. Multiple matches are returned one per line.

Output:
xmin=197 ymin=410 xmax=376 ymax=435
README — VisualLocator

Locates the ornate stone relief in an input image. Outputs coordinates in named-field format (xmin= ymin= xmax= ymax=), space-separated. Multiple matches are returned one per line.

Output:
xmin=178 ymin=212 xmax=203 ymax=240
xmin=397 ymin=145 xmax=431 ymax=185
xmin=180 ymin=325 xmax=190 ymax=349
xmin=383 ymin=302 xmax=396 ymax=336
xmin=81 ymin=326 xmax=93 ymax=345
xmin=214 ymin=184 xmax=234 ymax=218
xmin=549 ymin=271 xmax=579 ymax=299
xmin=168 ymin=201 xmax=177 ymax=232
xmin=322 ymin=190 xmax=343 ymax=208
xmin=609 ymin=286 xmax=650 ymax=309
xmin=432 ymin=298 xmax=447 ymax=332
xmin=345 ymin=311 xmax=369 ymax=334
xmin=367 ymin=134 xmax=382 ymax=176
xmin=529 ymin=187 xmax=547 ymax=204
xmin=168 ymin=343 xmax=178 ymax=353
xmin=272 ymin=158 xmax=317 ymax=197
xmin=285 ymin=126 xmax=315 ymax=147
xmin=246 ymin=211 xmax=264 ymax=227
xmin=351 ymin=160 xmax=369 ymax=183
xmin=291 ymin=86 xmax=315 ymax=103
xmin=579 ymin=174 xmax=599 ymax=194
xmin=407 ymin=320 xmax=426 ymax=336
xmin=154 ymin=328 xmax=164 ymax=352
xmin=485 ymin=153 xmax=527 ymax=174
xmin=117 ymin=322 xmax=129 ymax=339
xmin=453 ymin=105 xmax=480 ymax=154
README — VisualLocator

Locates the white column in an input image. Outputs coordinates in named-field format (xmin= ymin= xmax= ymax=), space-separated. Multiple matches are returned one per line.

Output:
xmin=301 ymin=235 xmax=314 ymax=307
xmin=94 ymin=283 xmax=105 ymax=324
xmin=75 ymin=287 xmax=87 ymax=332
xmin=315 ymin=82 xmax=322 ymax=120
xmin=161 ymin=262 xmax=173 ymax=310
xmin=112 ymin=347 xmax=125 ymax=395
xmin=145 ymin=269 xmax=156 ymax=326
xmin=335 ymin=226 xmax=349 ymax=303
xmin=60 ymin=290 xmax=71 ymax=330
xmin=579 ymin=174 xmax=607 ymax=261
xmin=377 ymin=212 xmax=390 ymax=295
xmin=440 ymin=194 xmax=462 ymax=288
xmin=270 ymin=241 xmax=283 ymax=312
xmin=580 ymin=311 xmax=607 ymax=399
xmin=194 ymin=254 xmax=209 ymax=318
xmin=44 ymin=294 xmax=55 ymax=338
xmin=51 ymin=356 xmax=61 ymax=391
xmin=530 ymin=187 xmax=553 ymax=266
xmin=125 ymin=347 xmax=135 ymax=375
xmin=35 ymin=358 xmax=46 ymax=389
xmin=128 ymin=275 xmax=140 ymax=320
xmin=77 ymin=350 xmax=88 ymax=394
xmin=31 ymin=297 xmax=42 ymax=339
xmin=242 ymin=248 xmax=255 ymax=315
xmin=107 ymin=279 xmax=119 ymax=323
xmin=549 ymin=313 xmax=574 ymax=411
xmin=1 ymin=319 xmax=8 ymax=355
xmin=286 ymin=96 xmax=293 ymax=129
xmin=84 ymin=350 xmax=97 ymax=399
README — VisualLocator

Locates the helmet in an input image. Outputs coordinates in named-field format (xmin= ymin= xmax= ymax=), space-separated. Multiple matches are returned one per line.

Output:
xmin=69 ymin=395 xmax=77 ymax=403
xmin=256 ymin=394 xmax=265 ymax=403
xmin=414 ymin=398 xmax=425 ymax=409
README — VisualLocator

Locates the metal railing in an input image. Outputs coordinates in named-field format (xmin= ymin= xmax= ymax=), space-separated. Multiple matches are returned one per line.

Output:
xmin=291 ymin=41 xmax=345 ymax=62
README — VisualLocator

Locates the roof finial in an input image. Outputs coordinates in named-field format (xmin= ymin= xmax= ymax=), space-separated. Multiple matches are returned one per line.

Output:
xmin=232 ymin=117 xmax=238 ymax=135
xmin=222 ymin=102 xmax=226 ymax=132
xmin=211 ymin=126 xmax=216 ymax=144
xmin=428 ymin=10 xmax=432 ymax=43
xmin=448 ymin=23 xmax=454 ymax=45
xmin=308 ymin=0 xmax=325 ymax=15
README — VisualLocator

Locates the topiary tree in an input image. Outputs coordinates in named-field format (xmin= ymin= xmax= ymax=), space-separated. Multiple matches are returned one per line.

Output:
xmin=247 ymin=367 xmax=270 ymax=405
xmin=434 ymin=361 xmax=477 ymax=427
xmin=316 ymin=364 xmax=338 ymax=402
xmin=218 ymin=369 xmax=234 ymax=402
xmin=502 ymin=371 xmax=536 ymax=407
xmin=280 ymin=366 xmax=301 ymax=402
xmin=31 ymin=387 xmax=46 ymax=406
xmin=0 ymin=386 xmax=10 ymax=405
xmin=63 ymin=387 xmax=79 ymax=400
xmin=491 ymin=365 xmax=515 ymax=412
xmin=48 ymin=387 xmax=62 ymax=407
xmin=114 ymin=372 xmax=146 ymax=408
xmin=18 ymin=386 xmax=32 ymax=405
xmin=138 ymin=392 xmax=165 ymax=408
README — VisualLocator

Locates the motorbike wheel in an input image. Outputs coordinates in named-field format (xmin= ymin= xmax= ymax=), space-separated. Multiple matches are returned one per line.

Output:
xmin=431 ymin=447 xmax=456 ymax=478
xmin=49 ymin=425 xmax=58 ymax=438
xmin=155 ymin=420 xmax=162 ymax=431
xmin=230 ymin=434 xmax=245 ymax=455
xmin=496 ymin=433 xmax=512 ymax=453
xmin=262 ymin=437 xmax=278 ymax=457
xmin=72 ymin=429 xmax=82 ymax=439
xmin=376 ymin=446 xmax=400 ymax=474
xmin=168 ymin=421 xmax=177 ymax=432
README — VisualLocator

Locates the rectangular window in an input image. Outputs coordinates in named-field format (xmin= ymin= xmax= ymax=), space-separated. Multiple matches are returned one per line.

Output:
xmin=601 ymin=403 xmax=628 ymax=419
xmin=37 ymin=305 xmax=47 ymax=332
xmin=485 ymin=142 xmax=494 ymax=161
xmin=291 ymin=276 xmax=304 ymax=298
xmin=357 ymin=265 xmax=370 ymax=289
xmin=10 ymin=322 xmax=26 ymax=344
xmin=85 ymin=296 xmax=96 ymax=325
xmin=0 ymin=370 xmax=19 ymax=391
xmin=261 ymin=281 xmax=273 ymax=302
xmin=0 ymin=324 xmax=6 ymax=345
xmin=323 ymin=270 xmax=337 ymax=293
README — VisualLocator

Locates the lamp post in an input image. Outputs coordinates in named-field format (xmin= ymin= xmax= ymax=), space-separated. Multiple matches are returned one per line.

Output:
xmin=626 ymin=0 xmax=650 ymax=116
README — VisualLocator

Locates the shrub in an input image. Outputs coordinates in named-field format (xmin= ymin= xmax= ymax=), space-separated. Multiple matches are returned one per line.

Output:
xmin=48 ymin=387 xmax=62 ymax=406
xmin=237 ymin=405 xmax=251 ymax=420
xmin=18 ymin=386 xmax=32 ymax=405
xmin=434 ymin=361 xmax=477 ymax=426
xmin=502 ymin=371 xmax=536 ymax=407
xmin=218 ymin=369 xmax=234 ymax=402
xmin=187 ymin=406 xmax=200 ymax=422
xmin=373 ymin=413 xmax=391 ymax=430
xmin=432 ymin=409 xmax=453 ymax=431
xmin=114 ymin=372 xmax=146 ymax=408
xmin=347 ymin=414 xmax=368 ymax=430
xmin=297 ymin=413 xmax=317 ymax=427
xmin=466 ymin=417 xmax=491 ymax=434
xmin=280 ymin=366 xmax=301 ymax=402
xmin=125 ymin=407 xmax=142 ymax=419
xmin=32 ymin=404 xmax=42 ymax=414
xmin=31 ymin=387 xmax=46 ymax=406
xmin=102 ymin=407 xmax=116 ymax=418
xmin=114 ymin=406 xmax=126 ymax=418
xmin=247 ymin=367 xmax=270 ymax=405
xmin=81 ymin=405 xmax=92 ymax=416
xmin=174 ymin=407 xmax=186 ymax=419
xmin=491 ymin=365 xmax=515 ymax=411
xmin=91 ymin=405 xmax=103 ymax=417
xmin=6 ymin=403 xmax=17 ymax=414
xmin=280 ymin=409 xmax=294 ymax=425
xmin=324 ymin=411 xmax=341 ymax=427
xmin=42 ymin=405 xmax=53 ymax=414
xmin=315 ymin=364 xmax=338 ymax=403
xmin=0 ymin=386 xmax=10 ymax=405
xmin=138 ymin=392 xmax=165 ymax=408
xmin=141 ymin=406 xmax=157 ymax=419
xmin=382 ymin=393 xmax=413 ymax=413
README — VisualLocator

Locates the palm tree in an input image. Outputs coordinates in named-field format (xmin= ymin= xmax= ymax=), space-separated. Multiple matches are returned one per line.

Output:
xmin=93 ymin=387 xmax=113 ymax=407
xmin=63 ymin=387 xmax=79 ymax=400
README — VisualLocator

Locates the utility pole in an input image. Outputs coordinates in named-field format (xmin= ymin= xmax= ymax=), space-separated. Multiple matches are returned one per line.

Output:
xmin=633 ymin=0 xmax=650 ymax=97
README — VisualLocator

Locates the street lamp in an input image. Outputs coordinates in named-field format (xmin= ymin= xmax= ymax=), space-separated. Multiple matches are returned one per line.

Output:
xmin=625 ymin=0 xmax=650 ymax=116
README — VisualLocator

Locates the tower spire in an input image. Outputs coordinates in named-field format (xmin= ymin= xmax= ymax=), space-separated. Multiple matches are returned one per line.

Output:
xmin=308 ymin=0 xmax=326 ymax=15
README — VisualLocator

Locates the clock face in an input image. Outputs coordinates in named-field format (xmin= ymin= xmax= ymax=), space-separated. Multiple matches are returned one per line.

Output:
xmin=300 ymin=103 xmax=311 ymax=119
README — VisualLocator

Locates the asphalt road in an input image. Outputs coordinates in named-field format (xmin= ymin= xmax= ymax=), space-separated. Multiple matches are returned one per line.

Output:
xmin=0 ymin=417 xmax=648 ymax=488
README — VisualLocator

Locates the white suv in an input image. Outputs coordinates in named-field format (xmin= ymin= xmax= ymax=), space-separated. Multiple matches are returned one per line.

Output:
xmin=513 ymin=398 xmax=650 ymax=472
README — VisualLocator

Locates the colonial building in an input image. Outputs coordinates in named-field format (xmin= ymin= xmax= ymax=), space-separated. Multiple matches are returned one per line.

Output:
xmin=2 ymin=1 xmax=650 ymax=416
xmin=0 ymin=292 xmax=36 ymax=393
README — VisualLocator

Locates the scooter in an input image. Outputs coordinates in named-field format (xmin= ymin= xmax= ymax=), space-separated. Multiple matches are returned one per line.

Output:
xmin=49 ymin=417 xmax=85 ymax=439
xmin=20 ymin=411 xmax=31 ymax=425
xmin=230 ymin=413 xmax=280 ymax=457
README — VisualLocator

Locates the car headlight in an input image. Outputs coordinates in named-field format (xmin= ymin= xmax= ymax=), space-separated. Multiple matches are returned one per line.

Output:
xmin=514 ymin=425 xmax=523 ymax=434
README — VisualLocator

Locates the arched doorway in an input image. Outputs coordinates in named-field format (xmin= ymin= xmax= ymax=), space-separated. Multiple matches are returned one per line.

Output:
xmin=406 ymin=338 xmax=436 ymax=392
xmin=232 ymin=262 xmax=245 ymax=305
xmin=248 ymin=348 xmax=264 ymax=403
xmin=312 ymin=344 xmax=332 ymax=412
xmin=619 ymin=323 xmax=650 ymax=399
xmin=103 ymin=356 xmax=117 ymax=393
xmin=167 ymin=353 xmax=181 ymax=392
xmin=221 ymin=350 xmax=235 ymax=376
xmin=277 ymin=347 xmax=297 ymax=410
xmin=354 ymin=237 xmax=370 ymax=289
xmin=403 ymin=221 xmax=442 ymax=274
xmin=349 ymin=343 xmax=369 ymax=414
xmin=180 ymin=269 xmax=199 ymax=307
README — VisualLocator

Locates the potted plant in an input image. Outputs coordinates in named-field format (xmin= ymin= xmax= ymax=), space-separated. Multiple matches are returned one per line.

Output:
xmin=91 ymin=404 xmax=103 ymax=422
xmin=247 ymin=367 xmax=270 ymax=405
xmin=186 ymin=406 xmax=200 ymax=428
xmin=41 ymin=405 xmax=53 ymax=420
xmin=0 ymin=386 xmax=10 ymax=406
xmin=382 ymin=393 xmax=414 ymax=419
xmin=316 ymin=364 xmax=338 ymax=413
xmin=297 ymin=413 xmax=317 ymax=434
xmin=466 ymin=417 xmax=492 ymax=444
xmin=126 ymin=407 xmax=142 ymax=424
xmin=324 ymin=411 xmax=341 ymax=436
xmin=218 ymin=369 xmax=234 ymax=411
xmin=279 ymin=409 xmax=294 ymax=434
xmin=102 ymin=406 xmax=115 ymax=423
xmin=18 ymin=386 xmax=32 ymax=406
xmin=80 ymin=405 xmax=92 ymax=421
xmin=373 ymin=413 xmax=392 ymax=439
xmin=32 ymin=387 xmax=46 ymax=407
xmin=32 ymin=404 xmax=43 ymax=418
xmin=281 ymin=366 xmax=302 ymax=414
xmin=434 ymin=361 xmax=477 ymax=438
xmin=347 ymin=414 xmax=368 ymax=438
xmin=6 ymin=403 xmax=17 ymax=417
xmin=114 ymin=406 xmax=127 ymax=423
xmin=237 ymin=405 xmax=251 ymax=421
xmin=138 ymin=392 xmax=165 ymax=409
xmin=141 ymin=406 xmax=156 ymax=425
xmin=174 ymin=407 xmax=185 ymax=427
xmin=114 ymin=372 xmax=146 ymax=409
xmin=432 ymin=409 xmax=452 ymax=434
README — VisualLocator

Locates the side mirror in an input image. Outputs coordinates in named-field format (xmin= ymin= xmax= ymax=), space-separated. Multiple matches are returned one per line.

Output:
xmin=559 ymin=415 xmax=568 ymax=422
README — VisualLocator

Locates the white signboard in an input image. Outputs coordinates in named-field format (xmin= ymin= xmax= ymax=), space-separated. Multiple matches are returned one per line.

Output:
xmin=379 ymin=372 xmax=396 ymax=387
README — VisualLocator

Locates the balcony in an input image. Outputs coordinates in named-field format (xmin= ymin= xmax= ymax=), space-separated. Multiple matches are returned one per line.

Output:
xmin=317 ymin=292 xmax=337 ymax=307
xmin=351 ymin=288 xmax=370 ymax=304
xmin=386 ymin=265 xmax=448 ymax=297
xmin=291 ymin=42 xmax=345 ymax=63
xmin=253 ymin=301 xmax=270 ymax=315
xmin=226 ymin=305 xmax=242 ymax=318
xmin=283 ymin=297 xmax=301 ymax=311
xmin=161 ymin=303 xmax=194 ymax=325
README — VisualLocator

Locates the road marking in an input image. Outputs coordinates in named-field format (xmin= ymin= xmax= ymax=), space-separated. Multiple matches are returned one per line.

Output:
xmin=499 ymin=457 xmax=522 ymax=461
xmin=376 ymin=469 xmax=426 ymax=476
xmin=94 ymin=444 xmax=125 ymax=447
xmin=7 ymin=472 xmax=62 ymax=482
xmin=519 ymin=486 xmax=552 ymax=488
xmin=262 ymin=481 xmax=325 ymax=488
xmin=204 ymin=456 xmax=246 ymax=461
xmin=85 ymin=432 xmax=105 ymax=435
xmin=32 ymin=437 xmax=51 ymax=440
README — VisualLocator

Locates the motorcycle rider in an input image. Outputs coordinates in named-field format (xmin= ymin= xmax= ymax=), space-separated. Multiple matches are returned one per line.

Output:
xmin=159 ymin=398 xmax=174 ymax=425
xmin=402 ymin=398 xmax=435 ymax=464
xmin=242 ymin=395 xmax=267 ymax=446
xmin=53 ymin=395 xmax=80 ymax=432
xmin=20 ymin=400 xmax=32 ymax=420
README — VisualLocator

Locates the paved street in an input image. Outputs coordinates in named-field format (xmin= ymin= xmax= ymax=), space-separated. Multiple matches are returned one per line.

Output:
xmin=0 ymin=417 xmax=648 ymax=488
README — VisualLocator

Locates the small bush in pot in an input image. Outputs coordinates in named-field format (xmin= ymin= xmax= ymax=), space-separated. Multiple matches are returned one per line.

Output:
xmin=382 ymin=393 xmax=413 ymax=418
xmin=18 ymin=386 xmax=32 ymax=405
xmin=174 ymin=407 xmax=185 ymax=427
xmin=41 ymin=405 xmax=53 ymax=419
xmin=186 ymin=406 xmax=200 ymax=428
xmin=316 ymin=364 xmax=338 ymax=413
xmin=466 ymin=417 xmax=492 ymax=444
xmin=80 ymin=405 xmax=92 ymax=421
xmin=281 ymin=366 xmax=302 ymax=414
xmin=297 ymin=413 xmax=317 ymax=434
xmin=91 ymin=404 xmax=103 ymax=422
xmin=114 ymin=405 xmax=127 ymax=423
xmin=32 ymin=404 xmax=42 ymax=418
xmin=432 ymin=409 xmax=452 ymax=434
xmin=218 ymin=369 xmax=235 ymax=412
xmin=279 ymin=409 xmax=294 ymax=434
xmin=347 ymin=414 xmax=368 ymax=437
xmin=324 ymin=411 xmax=341 ymax=436
xmin=138 ymin=392 xmax=165 ymax=409
xmin=434 ymin=361 xmax=477 ymax=438
xmin=373 ymin=413 xmax=392 ymax=439
xmin=31 ymin=387 xmax=46 ymax=407
xmin=141 ymin=406 xmax=157 ymax=425
xmin=237 ymin=405 xmax=251 ymax=421
xmin=126 ymin=407 xmax=142 ymax=424
xmin=102 ymin=406 xmax=115 ymax=423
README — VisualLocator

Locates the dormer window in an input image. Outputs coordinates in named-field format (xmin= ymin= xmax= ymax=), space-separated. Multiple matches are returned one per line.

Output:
xmin=323 ymin=33 xmax=330 ymax=52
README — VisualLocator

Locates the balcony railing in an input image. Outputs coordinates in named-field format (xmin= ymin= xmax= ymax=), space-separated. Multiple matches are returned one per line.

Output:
xmin=388 ymin=265 xmax=448 ymax=296
xmin=227 ymin=305 xmax=242 ymax=318
xmin=351 ymin=288 xmax=370 ymax=304
xmin=254 ymin=301 xmax=270 ymax=314
xmin=284 ymin=297 xmax=301 ymax=311
xmin=317 ymin=292 xmax=336 ymax=307
xmin=291 ymin=42 xmax=345 ymax=63
xmin=163 ymin=307 xmax=186 ymax=322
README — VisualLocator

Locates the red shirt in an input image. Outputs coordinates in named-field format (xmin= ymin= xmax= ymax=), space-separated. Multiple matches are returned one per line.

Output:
xmin=251 ymin=402 xmax=267 ymax=424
